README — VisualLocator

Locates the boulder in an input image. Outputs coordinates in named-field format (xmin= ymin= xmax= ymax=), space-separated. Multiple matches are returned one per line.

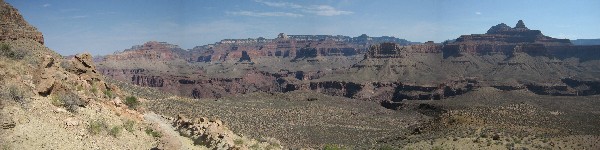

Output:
xmin=64 ymin=117 xmax=80 ymax=126
xmin=173 ymin=114 xmax=237 ymax=149
xmin=35 ymin=55 xmax=57 ymax=95
xmin=113 ymin=97 xmax=123 ymax=107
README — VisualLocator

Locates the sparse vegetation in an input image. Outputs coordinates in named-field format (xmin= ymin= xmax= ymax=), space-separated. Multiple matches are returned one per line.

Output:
xmin=51 ymin=92 xmax=81 ymax=113
xmin=75 ymin=84 xmax=83 ymax=91
xmin=249 ymin=143 xmax=260 ymax=149
xmin=109 ymin=126 xmax=122 ymax=137
xmin=50 ymin=95 xmax=63 ymax=107
xmin=104 ymin=89 xmax=114 ymax=99
xmin=125 ymin=96 xmax=139 ymax=109
xmin=59 ymin=60 xmax=73 ymax=70
xmin=6 ymin=85 xmax=25 ymax=105
xmin=89 ymin=119 xmax=108 ymax=135
xmin=323 ymin=144 xmax=345 ymax=150
xmin=432 ymin=146 xmax=444 ymax=150
xmin=123 ymin=120 xmax=135 ymax=132
xmin=0 ymin=43 xmax=24 ymax=59
xmin=378 ymin=145 xmax=398 ymax=150
xmin=145 ymin=128 xmax=162 ymax=138
xmin=1 ymin=144 xmax=12 ymax=150
xmin=233 ymin=139 xmax=244 ymax=145
xmin=91 ymin=87 xmax=98 ymax=94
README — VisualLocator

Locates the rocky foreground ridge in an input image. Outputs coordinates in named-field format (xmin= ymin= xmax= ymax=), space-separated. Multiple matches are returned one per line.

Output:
xmin=1 ymin=1 xmax=275 ymax=149
xmin=97 ymin=20 xmax=600 ymax=105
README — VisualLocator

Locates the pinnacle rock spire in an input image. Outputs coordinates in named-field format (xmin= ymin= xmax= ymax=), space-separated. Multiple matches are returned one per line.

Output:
xmin=515 ymin=20 xmax=528 ymax=30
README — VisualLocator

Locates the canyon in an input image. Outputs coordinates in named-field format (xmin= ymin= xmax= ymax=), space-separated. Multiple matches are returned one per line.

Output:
xmin=2 ymin=0 xmax=600 ymax=148
xmin=97 ymin=20 xmax=600 ymax=105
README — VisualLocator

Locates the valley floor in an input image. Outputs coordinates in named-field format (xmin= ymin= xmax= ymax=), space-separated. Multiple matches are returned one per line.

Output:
xmin=148 ymin=88 xmax=600 ymax=149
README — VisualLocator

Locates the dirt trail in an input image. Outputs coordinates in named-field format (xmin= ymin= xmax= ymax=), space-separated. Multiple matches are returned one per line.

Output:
xmin=144 ymin=112 xmax=205 ymax=150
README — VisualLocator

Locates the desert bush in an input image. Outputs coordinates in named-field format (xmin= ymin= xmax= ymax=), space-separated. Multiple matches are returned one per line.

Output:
xmin=50 ymin=95 xmax=63 ymax=107
xmin=91 ymin=87 xmax=98 ymax=94
xmin=64 ymin=93 xmax=81 ymax=112
xmin=249 ymin=143 xmax=260 ymax=149
xmin=323 ymin=144 xmax=345 ymax=150
xmin=6 ymin=85 xmax=25 ymax=105
xmin=123 ymin=120 xmax=135 ymax=132
xmin=125 ymin=96 xmax=139 ymax=109
xmin=76 ymin=85 xmax=83 ymax=91
xmin=378 ymin=145 xmax=398 ymax=150
xmin=432 ymin=146 xmax=444 ymax=150
xmin=109 ymin=126 xmax=122 ymax=137
xmin=233 ymin=139 xmax=244 ymax=145
xmin=145 ymin=128 xmax=162 ymax=138
xmin=89 ymin=119 xmax=108 ymax=135
xmin=0 ymin=43 xmax=24 ymax=60
xmin=104 ymin=90 xmax=114 ymax=99
xmin=52 ymin=92 xmax=81 ymax=113
xmin=59 ymin=60 xmax=73 ymax=70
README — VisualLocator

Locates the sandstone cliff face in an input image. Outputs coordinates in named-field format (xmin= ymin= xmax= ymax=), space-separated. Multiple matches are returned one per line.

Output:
xmin=0 ymin=0 xmax=43 ymax=44
xmin=103 ymin=41 xmax=183 ymax=61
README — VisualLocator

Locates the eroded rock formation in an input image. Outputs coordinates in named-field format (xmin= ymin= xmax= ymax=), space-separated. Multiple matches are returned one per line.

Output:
xmin=103 ymin=41 xmax=184 ymax=61
xmin=443 ymin=20 xmax=571 ymax=58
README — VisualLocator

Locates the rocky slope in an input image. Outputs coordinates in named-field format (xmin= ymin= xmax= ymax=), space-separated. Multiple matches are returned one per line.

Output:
xmin=1 ymin=1 xmax=273 ymax=149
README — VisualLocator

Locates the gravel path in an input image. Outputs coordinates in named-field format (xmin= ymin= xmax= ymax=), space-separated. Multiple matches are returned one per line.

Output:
xmin=144 ymin=112 xmax=204 ymax=150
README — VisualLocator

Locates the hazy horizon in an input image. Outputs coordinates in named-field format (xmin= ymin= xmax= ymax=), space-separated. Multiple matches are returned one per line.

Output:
xmin=7 ymin=0 xmax=600 ymax=55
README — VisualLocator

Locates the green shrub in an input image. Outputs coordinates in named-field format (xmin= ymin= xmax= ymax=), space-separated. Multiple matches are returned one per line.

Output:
xmin=323 ymin=144 xmax=345 ymax=150
xmin=125 ymin=96 xmax=139 ymax=109
xmin=123 ymin=120 xmax=135 ymax=132
xmin=75 ymin=85 xmax=83 ymax=91
xmin=266 ymin=142 xmax=281 ymax=149
xmin=0 ymin=43 xmax=9 ymax=52
xmin=233 ymin=139 xmax=244 ymax=145
xmin=109 ymin=126 xmax=122 ymax=137
xmin=51 ymin=95 xmax=63 ymax=107
xmin=104 ymin=90 xmax=114 ymax=99
xmin=89 ymin=119 xmax=108 ymax=135
xmin=145 ymin=128 xmax=161 ymax=138
xmin=249 ymin=144 xmax=260 ymax=149
xmin=91 ymin=87 xmax=98 ymax=94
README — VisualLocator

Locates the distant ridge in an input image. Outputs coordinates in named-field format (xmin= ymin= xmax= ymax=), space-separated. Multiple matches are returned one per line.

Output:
xmin=572 ymin=39 xmax=600 ymax=45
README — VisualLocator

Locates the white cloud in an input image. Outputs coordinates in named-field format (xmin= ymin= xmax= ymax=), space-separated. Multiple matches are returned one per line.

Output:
xmin=255 ymin=0 xmax=302 ymax=9
xmin=475 ymin=12 xmax=482 ymax=15
xmin=304 ymin=5 xmax=353 ymax=16
xmin=96 ymin=11 xmax=117 ymax=15
xmin=252 ymin=0 xmax=352 ymax=16
xmin=71 ymin=15 xmax=89 ymax=19
xmin=42 ymin=4 xmax=51 ymax=7
xmin=227 ymin=11 xmax=303 ymax=17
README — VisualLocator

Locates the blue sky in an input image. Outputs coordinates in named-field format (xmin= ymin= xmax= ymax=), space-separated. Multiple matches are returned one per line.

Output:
xmin=6 ymin=0 xmax=600 ymax=55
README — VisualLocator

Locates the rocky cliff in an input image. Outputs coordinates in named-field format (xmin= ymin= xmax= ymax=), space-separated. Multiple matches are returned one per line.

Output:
xmin=103 ymin=41 xmax=184 ymax=61
xmin=443 ymin=20 xmax=571 ymax=58
xmin=0 ymin=0 xmax=43 ymax=44
xmin=97 ymin=20 xmax=600 ymax=105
